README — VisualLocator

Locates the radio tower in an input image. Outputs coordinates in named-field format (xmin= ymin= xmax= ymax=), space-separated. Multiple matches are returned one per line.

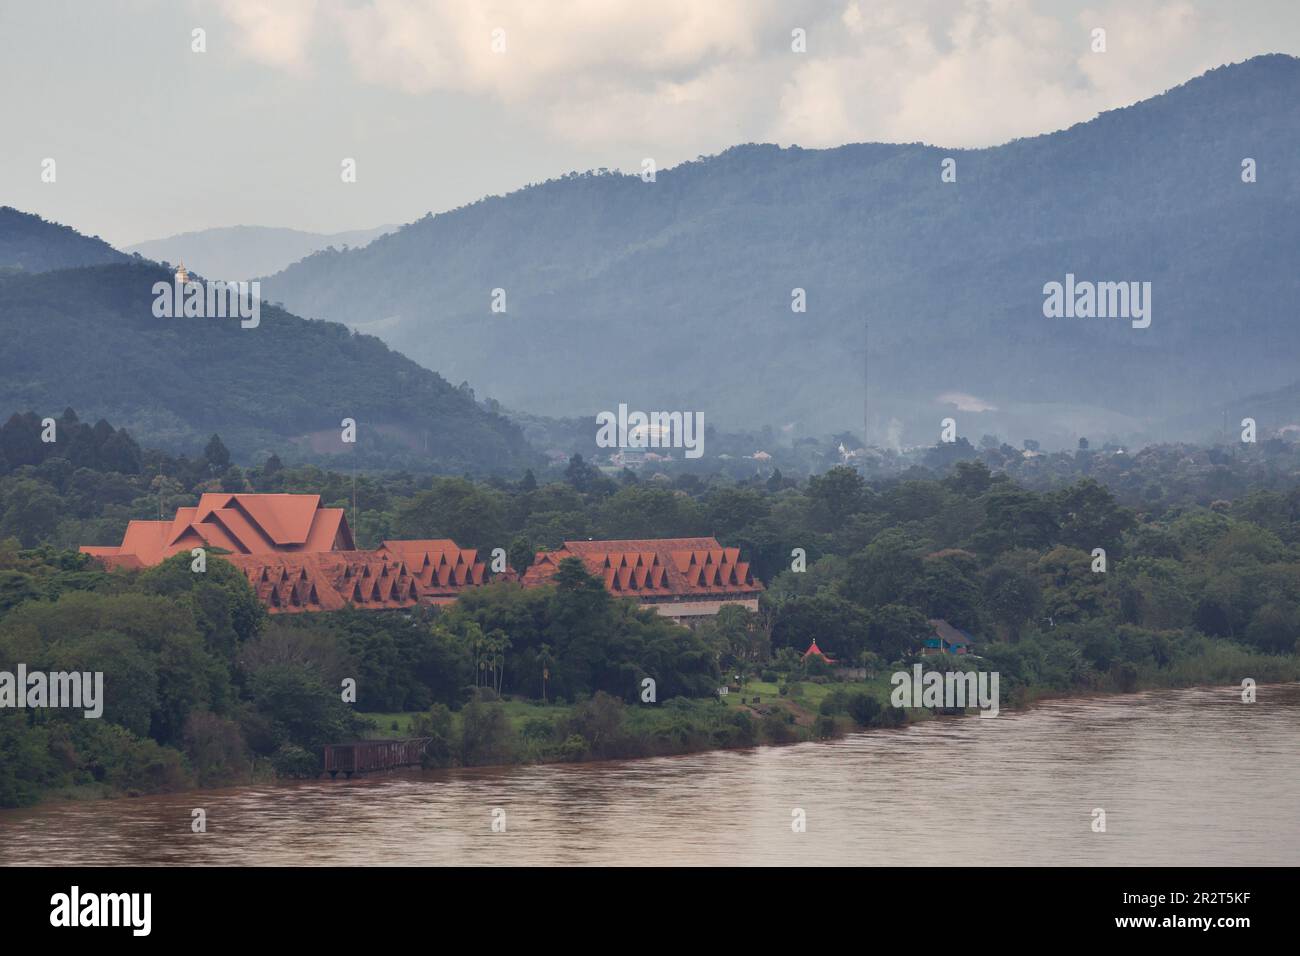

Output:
xmin=862 ymin=316 xmax=869 ymax=454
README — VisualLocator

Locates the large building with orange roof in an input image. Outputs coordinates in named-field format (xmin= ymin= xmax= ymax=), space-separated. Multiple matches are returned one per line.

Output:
xmin=79 ymin=494 xmax=493 ymax=614
xmin=520 ymin=537 xmax=764 ymax=625
xmin=81 ymin=493 xmax=353 ymax=571
xmin=82 ymin=496 xmax=764 ymax=620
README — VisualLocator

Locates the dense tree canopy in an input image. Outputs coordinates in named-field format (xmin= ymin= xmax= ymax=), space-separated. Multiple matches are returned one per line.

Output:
xmin=4 ymin=416 xmax=1300 ymax=808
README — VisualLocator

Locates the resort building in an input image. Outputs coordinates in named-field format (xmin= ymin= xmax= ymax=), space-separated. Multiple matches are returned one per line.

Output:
xmin=80 ymin=494 xmax=489 ymax=613
xmin=81 ymin=495 xmax=764 ymax=620
xmin=520 ymin=537 xmax=764 ymax=625
xmin=80 ymin=493 xmax=353 ymax=570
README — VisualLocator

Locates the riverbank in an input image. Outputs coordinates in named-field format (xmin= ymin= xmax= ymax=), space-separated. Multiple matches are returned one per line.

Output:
xmin=15 ymin=643 xmax=1300 ymax=807
xmin=359 ymin=673 xmax=914 ymax=760
xmin=353 ymin=647 xmax=1300 ymax=774
xmin=5 ymin=683 xmax=1299 ymax=867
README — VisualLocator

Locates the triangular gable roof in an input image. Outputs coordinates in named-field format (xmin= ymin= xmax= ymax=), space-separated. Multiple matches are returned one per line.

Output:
xmin=116 ymin=520 xmax=174 ymax=566
xmin=84 ymin=494 xmax=354 ymax=567
xmin=803 ymin=640 xmax=836 ymax=663
xmin=928 ymin=619 xmax=974 ymax=646
xmin=210 ymin=507 xmax=277 ymax=553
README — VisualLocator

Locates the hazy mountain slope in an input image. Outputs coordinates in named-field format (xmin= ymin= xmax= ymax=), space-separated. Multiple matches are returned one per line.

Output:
xmin=0 ymin=206 xmax=128 ymax=273
xmin=125 ymin=224 xmax=397 ymax=281
xmin=261 ymin=55 xmax=1300 ymax=449
xmin=0 ymin=260 xmax=536 ymax=472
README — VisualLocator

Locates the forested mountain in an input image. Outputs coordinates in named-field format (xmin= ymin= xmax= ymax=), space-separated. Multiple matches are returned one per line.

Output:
xmin=261 ymin=55 xmax=1300 ymax=450
xmin=126 ymin=224 xmax=397 ymax=281
xmin=0 ymin=260 xmax=536 ymax=472
xmin=0 ymin=206 xmax=128 ymax=272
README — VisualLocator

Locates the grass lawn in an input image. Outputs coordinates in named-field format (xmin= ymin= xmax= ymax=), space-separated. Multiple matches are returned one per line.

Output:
xmin=719 ymin=674 xmax=904 ymax=724
xmin=358 ymin=712 xmax=419 ymax=738
xmin=360 ymin=676 xmax=902 ymax=741
xmin=359 ymin=698 xmax=575 ymax=739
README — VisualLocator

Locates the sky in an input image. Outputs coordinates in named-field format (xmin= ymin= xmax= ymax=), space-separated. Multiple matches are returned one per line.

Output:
xmin=2 ymin=0 xmax=1299 ymax=247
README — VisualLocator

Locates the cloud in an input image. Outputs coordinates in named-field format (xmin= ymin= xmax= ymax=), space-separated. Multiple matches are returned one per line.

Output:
xmin=321 ymin=0 xmax=769 ymax=100
xmin=213 ymin=0 xmax=1298 ymax=154
xmin=1076 ymin=2 xmax=1217 ymax=103
xmin=218 ymin=0 xmax=321 ymax=72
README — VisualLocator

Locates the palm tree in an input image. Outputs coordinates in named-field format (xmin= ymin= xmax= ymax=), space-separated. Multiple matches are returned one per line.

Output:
xmin=465 ymin=623 xmax=487 ymax=688
xmin=537 ymin=643 xmax=555 ymax=703
xmin=486 ymin=629 xmax=511 ymax=695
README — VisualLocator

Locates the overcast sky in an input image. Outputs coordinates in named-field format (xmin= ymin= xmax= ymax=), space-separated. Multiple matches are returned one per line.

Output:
xmin=3 ymin=0 xmax=1299 ymax=247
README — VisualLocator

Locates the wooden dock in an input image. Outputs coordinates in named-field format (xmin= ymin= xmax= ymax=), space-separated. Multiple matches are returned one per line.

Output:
xmin=322 ymin=738 xmax=432 ymax=778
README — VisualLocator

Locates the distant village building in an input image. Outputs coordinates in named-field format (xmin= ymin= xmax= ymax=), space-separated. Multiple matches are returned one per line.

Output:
xmin=921 ymin=619 xmax=975 ymax=656
xmin=611 ymin=450 xmax=646 ymax=468
xmin=836 ymin=442 xmax=867 ymax=464
xmin=81 ymin=494 xmax=764 ymax=620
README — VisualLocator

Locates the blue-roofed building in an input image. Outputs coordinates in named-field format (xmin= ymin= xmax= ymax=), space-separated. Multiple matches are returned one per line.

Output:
xmin=921 ymin=619 xmax=975 ymax=656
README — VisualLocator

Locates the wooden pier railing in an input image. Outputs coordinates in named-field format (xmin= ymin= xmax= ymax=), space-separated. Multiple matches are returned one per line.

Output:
xmin=322 ymin=738 xmax=432 ymax=778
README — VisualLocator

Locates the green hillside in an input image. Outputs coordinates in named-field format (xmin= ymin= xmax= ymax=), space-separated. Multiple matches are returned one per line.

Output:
xmin=0 ymin=206 xmax=128 ymax=273
xmin=0 ymin=260 xmax=537 ymax=473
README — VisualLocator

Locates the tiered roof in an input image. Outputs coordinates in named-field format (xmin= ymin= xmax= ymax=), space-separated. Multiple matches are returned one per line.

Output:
xmin=81 ymin=493 xmax=352 ymax=569
xmin=81 ymin=497 xmax=764 ymax=616
xmin=375 ymin=540 xmax=496 ymax=597
xmin=520 ymin=537 xmax=763 ymax=600
xmin=79 ymin=496 xmax=502 ymax=614
xmin=224 ymin=551 xmax=429 ymax=613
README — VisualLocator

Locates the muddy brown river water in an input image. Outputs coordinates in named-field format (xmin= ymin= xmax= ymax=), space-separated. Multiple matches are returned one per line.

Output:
xmin=1 ymin=684 xmax=1296 ymax=865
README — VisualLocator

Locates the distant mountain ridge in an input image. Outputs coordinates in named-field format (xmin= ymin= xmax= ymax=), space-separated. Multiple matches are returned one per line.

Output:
xmin=125 ymin=224 xmax=398 ymax=282
xmin=260 ymin=54 xmax=1300 ymax=449
xmin=0 ymin=255 xmax=536 ymax=473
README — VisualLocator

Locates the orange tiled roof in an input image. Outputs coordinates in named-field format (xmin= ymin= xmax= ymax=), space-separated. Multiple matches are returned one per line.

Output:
xmin=79 ymin=495 xmax=502 ymax=614
xmin=375 ymin=540 xmax=492 ymax=594
xmin=79 ymin=494 xmax=354 ymax=567
xmin=520 ymin=537 xmax=764 ymax=600
xmin=223 ymin=551 xmax=438 ymax=614
xmin=80 ymin=497 xmax=761 ymax=616
xmin=223 ymin=543 xmax=503 ymax=615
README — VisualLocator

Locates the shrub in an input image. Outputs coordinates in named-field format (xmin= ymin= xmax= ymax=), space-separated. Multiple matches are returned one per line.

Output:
xmin=557 ymin=691 xmax=626 ymax=759
xmin=718 ymin=710 xmax=757 ymax=748
xmin=458 ymin=700 xmax=514 ymax=766
xmin=847 ymin=693 xmax=882 ymax=727
xmin=182 ymin=711 xmax=250 ymax=787
xmin=271 ymin=743 xmax=318 ymax=778
xmin=520 ymin=718 xmax=556 ymax=743
xmin=411 ymin=704 xmax=454 ymax=767
xmin=558 ymin=734 xmax=588 ymax=761
xmin=70 ymin=721 xmax=192 ymax=794
xmin=761 ymin=709 xmax=796 ymax=744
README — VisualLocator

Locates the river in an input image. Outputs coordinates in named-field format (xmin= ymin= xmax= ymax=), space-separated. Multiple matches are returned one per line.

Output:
xmin=2 ymin=684 xmax=1297 ymax=865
